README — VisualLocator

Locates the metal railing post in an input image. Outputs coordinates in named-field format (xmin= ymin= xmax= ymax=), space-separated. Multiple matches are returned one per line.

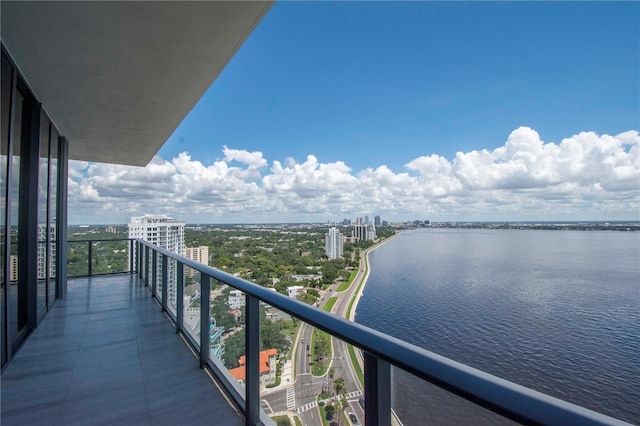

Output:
xmin=87 ymin=240 xmax=92 ymax=276
xmin=151 ymin=249 xmax=157 ymax=297
xmin=144 ymin=245 xmax=149 ymax=285
xmin=161 ymin=254 xmax=168 ymax=312
xmin=176 ymin=262 xmax=184 ymax=334
xmin=129 ymin=239 xmax=134 ymax=273
xmin=245 ymin=294 xmax=260 ymax=426
xmin=138 ymin=241 xmax=143 ymax=278
xmin=364 ymin=352 xmax=391 ymax=426
xmin=199 ymin=274 xmax=211 ymax=368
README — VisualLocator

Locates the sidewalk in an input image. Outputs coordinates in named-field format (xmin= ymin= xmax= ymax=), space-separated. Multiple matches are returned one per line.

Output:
xmin=262 ymin=359 xmax=293 ymax=394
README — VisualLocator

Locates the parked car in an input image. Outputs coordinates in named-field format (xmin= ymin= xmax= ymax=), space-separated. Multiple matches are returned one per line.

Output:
xmin=349 ymin=412 xmax=358 ymax=424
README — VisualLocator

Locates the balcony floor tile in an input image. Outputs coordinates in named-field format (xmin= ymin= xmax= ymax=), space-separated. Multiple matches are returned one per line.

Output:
xmin=1 ymin=274 xmax=243 ymax=425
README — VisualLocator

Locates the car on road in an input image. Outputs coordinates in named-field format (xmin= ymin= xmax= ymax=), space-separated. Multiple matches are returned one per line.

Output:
xmin=349 ymin=412 xmax=359 ymax=424
xmin=358 ymin=397 xmax=365 ymax=408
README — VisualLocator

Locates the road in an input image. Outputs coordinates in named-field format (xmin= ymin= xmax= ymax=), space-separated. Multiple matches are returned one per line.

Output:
xmin=262 ymin=249 xmax=373 ymax=425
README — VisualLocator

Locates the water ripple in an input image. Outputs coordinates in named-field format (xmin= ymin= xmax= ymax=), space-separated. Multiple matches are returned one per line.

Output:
xmin=357 ymin=229 xmax=640 ymax=424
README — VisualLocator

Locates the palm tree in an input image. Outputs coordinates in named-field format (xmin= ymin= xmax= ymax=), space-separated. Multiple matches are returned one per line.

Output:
xmin=328 ymin=368 xmax=335 ymax=395
xmin=333 ymin=377 xmax=346 ymax=424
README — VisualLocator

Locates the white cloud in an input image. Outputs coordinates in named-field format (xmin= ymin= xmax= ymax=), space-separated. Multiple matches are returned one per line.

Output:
xmin=68 ymin=129 xmax=640 ymax=223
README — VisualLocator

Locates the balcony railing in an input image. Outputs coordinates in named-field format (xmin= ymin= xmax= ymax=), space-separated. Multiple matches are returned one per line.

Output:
xmin=76 ymin=238 xmax=629 ymax=426
xmin=67 ymin=238 xmax=134 ymax=277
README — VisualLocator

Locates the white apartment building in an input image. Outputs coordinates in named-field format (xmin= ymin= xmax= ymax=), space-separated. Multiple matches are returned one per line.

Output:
xmin=9 ymin=255 xmax=18 ymax=282
xmin=287 ymin=285 xmax=305 ymax=299
xmin=128 ymin=214 xmax=185 ymax=307
xmin=228 ymin=289 xmax=245 ymax=310
xmin=37 ymin=224 xmax=56 ymax=280
xmin=325 ymin=227 xmax=344 ymax=259
xmin=185 ymin=246 xmax=209 ymax=278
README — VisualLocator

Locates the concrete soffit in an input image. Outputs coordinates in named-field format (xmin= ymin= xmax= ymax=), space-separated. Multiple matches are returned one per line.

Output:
xmin=1 ymin=1 xmax=273 ymax=166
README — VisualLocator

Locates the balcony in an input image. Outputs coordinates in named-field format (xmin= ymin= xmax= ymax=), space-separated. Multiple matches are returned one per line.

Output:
xmin=2 ymin=238 xmax=631 ymax=425
xmin=1 ymin=274 xmax=243 ymax=425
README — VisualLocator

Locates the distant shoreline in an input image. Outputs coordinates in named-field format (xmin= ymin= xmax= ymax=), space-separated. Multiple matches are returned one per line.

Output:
xmin=348 ymin=232 xmax=400 ymax=321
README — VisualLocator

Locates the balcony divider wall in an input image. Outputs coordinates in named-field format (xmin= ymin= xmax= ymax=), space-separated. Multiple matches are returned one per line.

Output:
xmin=1 ymin=44 xmax=69 ymax=370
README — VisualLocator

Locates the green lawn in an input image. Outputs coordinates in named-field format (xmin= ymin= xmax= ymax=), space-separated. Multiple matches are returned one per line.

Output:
xmin=337 ymin=270 xmax=357 ymax=292
xmin=310 ymin=328 xmax=332 ymax=376
xmin=344 ymin=249 xmax=369 ymax=386
xmin=271 ymin=415 xmax=292 ymax=426
xmin=347 ymin=344 xmax=364 ymax=386
xmin=322 ymin=296 xmax=338 ymax=313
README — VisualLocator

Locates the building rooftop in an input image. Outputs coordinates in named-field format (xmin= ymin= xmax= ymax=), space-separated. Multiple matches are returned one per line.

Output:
xmin=230 ymin=348 xmax=278 ymax=381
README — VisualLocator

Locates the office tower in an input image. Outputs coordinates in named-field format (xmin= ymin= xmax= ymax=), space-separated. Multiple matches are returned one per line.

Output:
xmin=374 ymin=215 xmax=381 ymax=226
xmin=325 ymin=227 xmax=344 ymax=259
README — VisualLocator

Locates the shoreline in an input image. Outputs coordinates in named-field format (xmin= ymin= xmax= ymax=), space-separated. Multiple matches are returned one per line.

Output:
xmin=348 ymin=231 xmax=400 ymax=321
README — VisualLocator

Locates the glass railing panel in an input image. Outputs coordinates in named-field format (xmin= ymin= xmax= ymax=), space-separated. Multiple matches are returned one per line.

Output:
xmin=257 ymin=300 xmax=365 ymax=426
xmin=67 ymin=241 xmax=89 ymax=277
xmin=157 ymin=254 xmax=163 ymax=300
xmin=146 ymin=248 xmax=153 ymax=287
xmin=208 ymin=282 xmax=246 ymax=390
xmin=390 ymin=365 xmax=515 ymax=425
xmin=317 ymin=334 xmax=364 ymax=426
xmin=36 ymin=240 xmax=47 ymax=318
xmin=90 ymin=239 xmax=129 ymax=275
xmin=166 ymin=258 xmax=178 ymax=317
xmin=182 ymin=273 xmax=202 ymax=348
xmin=259 ymin=302 xmax=298 ymax=422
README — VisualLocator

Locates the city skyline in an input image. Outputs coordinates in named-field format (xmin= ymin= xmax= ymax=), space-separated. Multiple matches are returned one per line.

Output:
xmin=68 ymin=2 xmax=639 ymax=224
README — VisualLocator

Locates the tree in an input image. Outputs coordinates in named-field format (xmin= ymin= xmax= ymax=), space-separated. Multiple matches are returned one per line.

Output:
xmin=324 ymin=403 xmax=336 ymax=420
xmin=261 ymin=320 xmax=290 ymax=354
xmin=328 ymin=368 xmax=335 ymax=394
xmin=222 ymin=331 xmax=245 ymax=367
xmin=333 ymin=377 xmax=347 ymax=424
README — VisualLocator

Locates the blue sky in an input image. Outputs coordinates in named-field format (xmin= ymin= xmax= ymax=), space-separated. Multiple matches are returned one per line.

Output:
xmin=69 ymin=2 xmax=639 ymax=224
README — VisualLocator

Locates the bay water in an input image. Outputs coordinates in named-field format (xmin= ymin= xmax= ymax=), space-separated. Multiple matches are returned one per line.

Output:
xmin=355 ymin=228 xmax=639 ymax=424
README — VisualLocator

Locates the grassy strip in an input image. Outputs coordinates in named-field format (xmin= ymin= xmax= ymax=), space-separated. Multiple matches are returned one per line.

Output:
xmin=322 ymin=296 xmax=338 ymax=313
xmin=271 ymin=415 xmax=292 ymax=426
xmin=337 ymin=270 xmax=357 ymax=292
xmin=317 ymin=404 xmax=329 ymax=426
xmin=345 ymin=253 xmax=368 ymax=321
xmin=347 ymin=343 xmax=364 ymax=387
xmin=310 ymin=328 xmax=332 ymax=376
xmin=294 ymin=417 xmax=303 ymax=426
xmin=343 ymin=248 xmax=370 ymax=387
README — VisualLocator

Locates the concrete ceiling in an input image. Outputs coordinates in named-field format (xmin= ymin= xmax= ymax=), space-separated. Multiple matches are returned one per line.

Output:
xmin=1 ymin=1 xmax=273 ymax=166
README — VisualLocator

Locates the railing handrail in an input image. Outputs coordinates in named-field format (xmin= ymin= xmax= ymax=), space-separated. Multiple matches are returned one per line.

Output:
xmin=68 ymin=237 xmax=132 ymax=243
xmin=135 ymin=239 xmax=631 ymax=426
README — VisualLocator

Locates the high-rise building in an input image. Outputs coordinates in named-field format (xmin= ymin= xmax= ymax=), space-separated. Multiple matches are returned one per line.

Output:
xmin=374 ymin=215 xmax=381 ymax=226
xmin=37 ymin=224 xmax=56 ymax=280
xmin=185 ymin=246 xmax=209 ymax=278
xmin=128 ymin=215 xmax=185 ymax=306
xmin=9 ymin=255 xmax=18 ymax=282
xmin=325 ymin=227 xmax=344 ymax=259
xmin=352 ymin=221 xmax=377 ymax=243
